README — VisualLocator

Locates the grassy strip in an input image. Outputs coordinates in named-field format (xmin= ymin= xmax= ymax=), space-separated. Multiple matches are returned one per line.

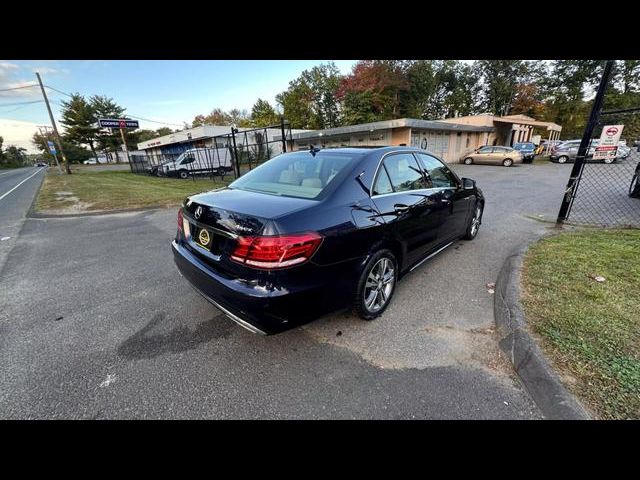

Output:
xmin=521 ymin=229 xmax=640 ymax=419
xmin=35 ymin=169 xmax=231 ymax=213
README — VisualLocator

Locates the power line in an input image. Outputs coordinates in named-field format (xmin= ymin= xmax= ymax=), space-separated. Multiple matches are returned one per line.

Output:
xmin=124 ymin=114 xmax=184 ymax=127
xmin=0 ymin=102 xmax=43 ymax=113
xmin=44 ymin=85 xmax=73 ymax=98
xmin=0 ymin=83 xmax=38 ymax=92
xmin=45 ymin=83 xmax=186 ymax=128
xmin=0 ymin=99 xmax=44 ymax=107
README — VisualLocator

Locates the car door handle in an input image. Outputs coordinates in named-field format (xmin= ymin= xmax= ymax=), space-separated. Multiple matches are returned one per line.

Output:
xmin=394 ymin=204 xmax=410 ymax=213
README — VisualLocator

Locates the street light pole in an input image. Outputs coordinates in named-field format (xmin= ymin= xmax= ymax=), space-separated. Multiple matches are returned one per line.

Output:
xmin=36 ymin=72 xmax=71 ymax=174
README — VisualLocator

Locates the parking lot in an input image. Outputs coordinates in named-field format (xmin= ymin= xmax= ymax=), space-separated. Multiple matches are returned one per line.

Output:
xmin=1 ymin=161 xmax=578 ymax=419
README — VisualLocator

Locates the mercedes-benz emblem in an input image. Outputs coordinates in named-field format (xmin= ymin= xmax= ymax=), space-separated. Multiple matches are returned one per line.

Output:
xmin=194 ymin=206 xmax=203 ymax=219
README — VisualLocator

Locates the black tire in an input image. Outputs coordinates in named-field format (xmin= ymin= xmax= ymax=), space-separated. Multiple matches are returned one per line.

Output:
xmin=463 ymin=202 xmax=483 ymax=240
xmin=629 ymin=173 xmax=639 ymax=198
xmin=557 ymin=155 xmax=568 ymax=164
xmin=353 ymin=249 xmax=398 ymax=321
xmin=503 ymin=158 xmax=513 ymax=167
xmin=178 ymin=170 xmax=189 ymax=179
xmin=464 ymin=157 xmax=473 ymax=165
xmin=603 ymin=157 xmax=616 ymax=164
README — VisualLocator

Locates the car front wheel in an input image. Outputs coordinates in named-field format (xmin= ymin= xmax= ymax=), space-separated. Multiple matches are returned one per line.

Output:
xmin=463 ymin=202 xmax=483 ymax=240
xmin=557 ymin=156 xmax=568 ymax=164
xmin=503 ymin=158 xmax=513 ymax=167
xmin=464 ymin=157 xmax=473 ymax=165
xmin=178 ymin=170 xmax=189 ymax=179
xmin=354 ymin=250 xmax=398 ymax=321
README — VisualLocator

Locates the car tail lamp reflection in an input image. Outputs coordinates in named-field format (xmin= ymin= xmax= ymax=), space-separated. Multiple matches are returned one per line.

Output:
xmin=231 ymin=232 xmax=323 ymax=269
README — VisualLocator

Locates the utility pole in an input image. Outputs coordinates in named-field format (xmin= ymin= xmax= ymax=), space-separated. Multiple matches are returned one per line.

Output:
xmin=36 ymin=72 xmax=70 ymax=174
xmin=119 ymin=127 xmax=130 ymax=164
xmin=556 ymin=60 xmax=615 ymax=225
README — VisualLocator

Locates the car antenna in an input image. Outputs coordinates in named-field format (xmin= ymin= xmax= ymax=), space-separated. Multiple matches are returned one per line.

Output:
xmin=309 ymin=145 xmax=321 ymax=157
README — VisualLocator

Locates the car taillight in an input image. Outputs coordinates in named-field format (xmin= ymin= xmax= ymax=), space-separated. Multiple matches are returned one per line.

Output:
xmin=231 ymin=232 xmax=323 ymax=269
xmin=177 ymin=209 xmax=190 ymax=238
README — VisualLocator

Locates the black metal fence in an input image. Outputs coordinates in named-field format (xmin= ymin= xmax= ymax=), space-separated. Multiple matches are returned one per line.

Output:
xmin=128 ymin=119 xmax=292 ymax=181
xmin=564 ymin=109 xmax=640 ymax=228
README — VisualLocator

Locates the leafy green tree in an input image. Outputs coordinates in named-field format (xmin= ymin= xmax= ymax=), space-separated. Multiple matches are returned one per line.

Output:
xmin=276 ymin=62 xmax=342 ymax=129
xmin=59 ymin=93 xmax=101 ymax=162
xmin=155 ymin=127 xmax=173 ymax=136
xmin=90 ymin=95 xmax=126 ymax=154
xmin=250 ymin=98 xmax=279 ymax=127
xmin=32 ymin=132 xmax=91 ymax=164
xmin=476 ymin=60 xmax=533 ymax=116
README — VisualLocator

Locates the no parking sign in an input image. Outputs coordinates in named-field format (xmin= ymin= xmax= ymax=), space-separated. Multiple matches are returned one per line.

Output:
xmin=593 ymin=124 xmax=624 ymax=160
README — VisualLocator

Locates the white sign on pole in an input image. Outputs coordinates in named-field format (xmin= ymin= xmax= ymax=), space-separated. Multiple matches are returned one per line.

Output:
xmin=592 ymin=124 xmax=624 ymax=160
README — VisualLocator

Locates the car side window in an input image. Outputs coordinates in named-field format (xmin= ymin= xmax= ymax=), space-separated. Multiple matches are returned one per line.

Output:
xmin=382 ymin=153 xmax=428 ymax=192
xmin=478 ymin=146 xmax=493 ymax=154
xmin=372 ymin=167 xmax=394 ymax=195
xmin=182 ymin=155 xmax=195 ymax=164
xmin=415 ymin=153 xmax=457 ymax=189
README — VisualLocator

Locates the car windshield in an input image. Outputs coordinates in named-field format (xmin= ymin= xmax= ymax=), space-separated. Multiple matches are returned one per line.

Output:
xmin=229 ymin=150 xmax=357 ymax=199
xmin=514 ymin=143 xmax=532 ymax=150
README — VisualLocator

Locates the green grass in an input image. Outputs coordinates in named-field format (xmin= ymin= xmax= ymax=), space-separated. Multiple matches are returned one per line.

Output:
xmin=521 ymin=230 xmax=640 ymax=419
xmin=36 ymin=169 xmax=231 ymax=213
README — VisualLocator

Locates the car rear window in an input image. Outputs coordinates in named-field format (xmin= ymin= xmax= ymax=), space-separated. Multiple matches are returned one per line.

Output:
xmin=229 ymin=151 xmax=357 ymax=199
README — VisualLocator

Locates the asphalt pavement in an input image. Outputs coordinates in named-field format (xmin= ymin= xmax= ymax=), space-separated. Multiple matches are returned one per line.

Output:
xmin=0 ymin=162 xmax=573 ymax=419
xmin=0 ymin=167 xmax=46 ymax=272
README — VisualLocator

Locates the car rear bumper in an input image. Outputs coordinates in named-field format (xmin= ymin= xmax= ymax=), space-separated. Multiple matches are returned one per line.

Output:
xmin=172 ymin=240 xmax=359 ymax=334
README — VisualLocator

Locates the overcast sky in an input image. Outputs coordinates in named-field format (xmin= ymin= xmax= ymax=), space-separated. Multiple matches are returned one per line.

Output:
xmin=0 ymin=60 xmax=357 ymax=153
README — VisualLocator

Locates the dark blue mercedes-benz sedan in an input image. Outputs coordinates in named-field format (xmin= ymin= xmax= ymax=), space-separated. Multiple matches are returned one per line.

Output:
xmin=172 ymin=146 xmax=484 ymax=335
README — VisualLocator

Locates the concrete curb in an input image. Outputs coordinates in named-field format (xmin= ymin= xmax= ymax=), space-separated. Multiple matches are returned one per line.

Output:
xmin=494 ymin=238 xmax=591 ymax=420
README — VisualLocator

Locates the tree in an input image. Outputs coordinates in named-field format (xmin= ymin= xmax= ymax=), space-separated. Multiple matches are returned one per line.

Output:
xmin=155 ymin=127 xmax=173 ymax=136
xmin=337 ymin=60 xmax=410 ymax=125
xmin=32 ymin=131 xmax=91 ymax=164
xmin=276 ymin=62 xmax=343 ymax=129
xmin=59 ymin=93 xmax=101 ymax=162
xmin=509 ymin=83 xmax=546 ymax=118
xmin=276 ymin=76 xmax=315 ymax=129
xmin=250 ymin=98 xmax=278 ymax=127
xmin=476 ymin=60 xmax=533 ymax=116
xmin=90 ymin=95 xmax=126 ymax=154
xmin=2 ymin=146 xmax=28 ymax=167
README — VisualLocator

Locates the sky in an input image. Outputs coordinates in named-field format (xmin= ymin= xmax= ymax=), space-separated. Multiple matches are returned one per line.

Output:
xmin=0 ymin=60 xmax=357 ymax=153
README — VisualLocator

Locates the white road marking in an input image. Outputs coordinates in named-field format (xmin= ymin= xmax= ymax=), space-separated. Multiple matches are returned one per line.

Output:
xmin=1 ymin=237 xmax=10 ymax=241
xmin=99 ymin=374 xmax=117 ymax=388
xmin=0 ymin=169 xmax=43 ymax=202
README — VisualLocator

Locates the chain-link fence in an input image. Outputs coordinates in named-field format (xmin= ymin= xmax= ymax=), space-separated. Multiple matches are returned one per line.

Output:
xmin=565 ymin=110 xmax=640 ymax=228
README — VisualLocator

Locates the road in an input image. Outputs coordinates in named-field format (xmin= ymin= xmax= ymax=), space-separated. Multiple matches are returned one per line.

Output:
xmin=0 ymin=167 xmax=46 ymax=272
xmin=0 ymin=162 xmax=573 ymax=419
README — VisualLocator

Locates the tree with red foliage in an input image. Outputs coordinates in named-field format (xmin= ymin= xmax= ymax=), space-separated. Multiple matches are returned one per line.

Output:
xmin=336 ymin=61 xmax=410 ymax=125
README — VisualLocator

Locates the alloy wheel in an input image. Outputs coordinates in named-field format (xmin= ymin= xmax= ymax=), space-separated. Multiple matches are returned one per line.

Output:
xmin=363 ymin=258 xmax=395 ymax=313
xmin=470 ymin=205 xmax=482 ymax=236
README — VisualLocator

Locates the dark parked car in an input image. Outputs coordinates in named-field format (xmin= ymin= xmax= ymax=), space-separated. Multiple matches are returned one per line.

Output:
xmin=172 ymin=146 xmax=484 ymax=335
xmin=513 ymin=142 xmax=536 ymax=163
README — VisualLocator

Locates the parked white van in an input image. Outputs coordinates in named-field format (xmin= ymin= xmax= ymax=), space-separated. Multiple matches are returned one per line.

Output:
xmin=163 ymin=147 xmax=234 ymax=179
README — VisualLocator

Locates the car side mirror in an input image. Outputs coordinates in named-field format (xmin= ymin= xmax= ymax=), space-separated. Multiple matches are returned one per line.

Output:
xmin=462 ymin=178 xmax=475 ymax=190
